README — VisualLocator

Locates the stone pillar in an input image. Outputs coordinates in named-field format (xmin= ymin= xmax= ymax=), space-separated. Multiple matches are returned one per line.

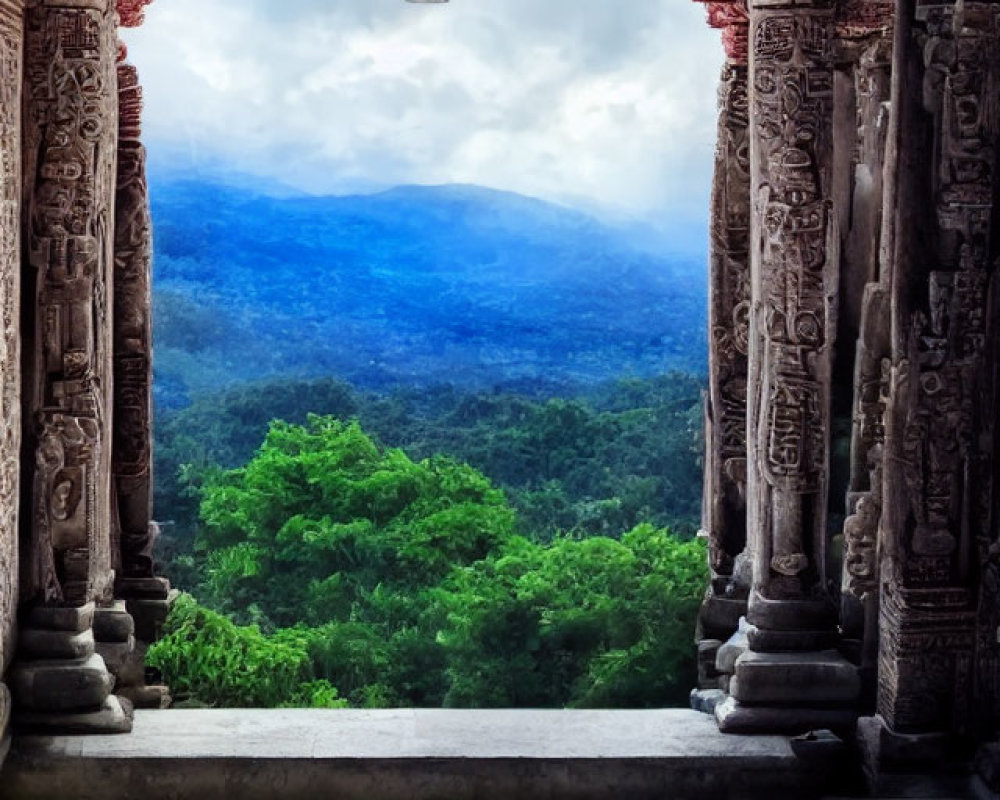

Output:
xmin=834 ymin=0 xmax=894 ymax=710
xmin=873 ymin=0 xmax=1000 ymax=742
xmin=716 ymin=0 xmax=861 ymax=733
xmin=694 ymin=0 xmax=752 ymax=696
xmin=113 ymin=3 xmax=171 ymax=643
xmin=12 ymin=0 xmax=130 ymax=733
xmin=0 ymin=0 xmax=23 ymax=763
xmin=108 ymin=4 xmax=174 ymax=708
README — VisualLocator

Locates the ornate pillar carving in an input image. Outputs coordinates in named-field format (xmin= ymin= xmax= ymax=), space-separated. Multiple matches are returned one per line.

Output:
xmin=0 ymin=0 xmax=23 ymax=761
xmin=701 ymin=0 xmax=750 ymax=664
xmin=113 ymin=0 xmax=169 ymax=626
xmin=694 ymin=0 xmax=752 ymax=695
xmin=716 ymin=0 xmax=861 ymax=732
xmin=834 ymin=0 xmax=894 ymax=709
xmin=875 ymin=0 xmax=1000 ymax=739
xmin=12 ymin=0 xmax=130 ymax=733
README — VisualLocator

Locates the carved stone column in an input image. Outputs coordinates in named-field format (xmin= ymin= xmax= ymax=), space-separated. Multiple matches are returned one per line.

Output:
xmin=106 ymin=2 xmax=173 ymax=709
xmin=694 ymin=0 xmax=752 ymax=696
xmin=0 ymin=0 xmax=23 ymax=762
xmin=834 ymin=0 xmax=894 ymax=711
xmin=113 ymin=0 xmax=171 ymax=646
xmin=12 ymin=0 xmax=130 ymax=733
xmin=716 ymin=0 xmax=861 ymax=733
xmin=873 ymin=0 xmax=1000 ymax=743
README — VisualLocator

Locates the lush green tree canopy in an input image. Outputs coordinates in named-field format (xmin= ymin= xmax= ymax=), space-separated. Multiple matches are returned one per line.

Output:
xmin=153 ymin=415 xmax=707 ymax=710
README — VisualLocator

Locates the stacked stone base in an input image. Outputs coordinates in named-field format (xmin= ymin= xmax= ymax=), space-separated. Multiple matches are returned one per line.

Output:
xmin=118 ymin=578 xmax=175 ymax=709
xmin=9 ymin=603 xmax=132 ymax=734
xmin=715 ymin=649 xmax=859 ymax=734
xmin=857 ymin=715 xmax=975 ymax=798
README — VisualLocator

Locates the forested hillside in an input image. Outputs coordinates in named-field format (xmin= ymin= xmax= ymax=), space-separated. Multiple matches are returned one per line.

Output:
xmin=151 ymin=179 xmax=707 ymax=407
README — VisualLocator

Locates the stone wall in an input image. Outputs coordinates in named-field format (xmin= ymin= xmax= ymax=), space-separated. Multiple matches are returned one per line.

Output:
xmin=0 ymin=0 xmax=23 ymax=758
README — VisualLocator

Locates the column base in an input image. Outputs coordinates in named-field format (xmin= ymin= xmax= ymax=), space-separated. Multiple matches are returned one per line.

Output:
xmin=94 ymin=601 xmax=137 ymax=682
xmin=698 ymin=592 xmax=747 ymax=641
xmin=10 ymin=653 xmax=114 ymax=713
xmin=10 ymin=602 xmax=132 ymax=734
xmin=715 ymin=696 xmax=858 ymax=734
xmin=731 ymin=649 xmax=860 ymax=706
xmin=856 ymin=714 xmax=969 ymax=797
xmin=118 ymin=682 xmax=171 ymax=709
xmin=15 ymin=694 xmax=133 ymax=735
xmin=696 ymin=639 xmax=724 ymax=689
xmin=122 ymin=582 xmax=175 ymax=642
xmin=713 ymin=649 xmax=860 ymax=735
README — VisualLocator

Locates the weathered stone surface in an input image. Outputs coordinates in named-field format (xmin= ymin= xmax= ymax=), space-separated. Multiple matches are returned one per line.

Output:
xmin=698 ymin=638 xmax=723 ymax=688
xmin=126 ymin=594 xmax=173 ymax=642
xmin=731 ymin=650 xmax=860 ymax=706
xmin=715 ymin=696 xmax=858 ymax=736
xmin=875 ymin=0 xmax=1000 ymax=738
xmin=745 ymin=626 xmax=837 ymax=653
xmin=93 ymin=602 xmax=135 ymax=643
xmin=9 ymin=654 xmax=114 ymax=713
xmin=856 ymin=714 xmax=970 ymax=798
xmin=0 ymin=0 xmax=22 ymax=698
xmin=1 ymin=709 xmax=846 ymax=800
xmin=119 ymin=576 xmax=170 ymax=602
xmin=855 ymin=714 xmax=949 ymax=772
xmin=18 ymin=628 xmax=95 ymax=661
xmin=95 ymin=638 xmax=135 ymax=679
xmin=698 ymin=595 xmax=746 ymax=641
xmin=112 ymin=83 xmax=156 ymax=586
xmin=117 ymin=683 xmax=170 ymax=710
xmin=15 ymin=694 xmax=133 ymax=736
xmin=690 ymin=689 xmax=728 ymax=716
xmin=22 ymin=0 xmax=120 ymax=609
xmin=25 ymin=603 xmax=95 ymax=634
xmin=715 ymin=617 xmax=749 ymax=674
xmin=744 ymin=0 xmax=838 ymax=623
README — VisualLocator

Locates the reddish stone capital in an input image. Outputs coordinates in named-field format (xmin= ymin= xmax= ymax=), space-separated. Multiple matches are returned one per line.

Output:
xmin=693 ymin=0 xmax=749 ymax=65
xmin=118 ymin=0 xmax=153 ymax=28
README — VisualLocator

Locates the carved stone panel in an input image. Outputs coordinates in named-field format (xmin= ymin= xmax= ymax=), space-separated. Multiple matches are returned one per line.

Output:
xmin=703 ymin=63 xmax=751 ymax=584
xmin=22 ymin=0 xmax=118 ymax=608
xmin=877 ymin=0 xmax=1000 ymax=735
xmin=839 ymin=26 xmax=894 ymax=655
xmin=0 ymin=0 xmax=22 ymax=681
xmin=113 ymin=63 xmax=155 ymax=582
xmin=746 ymin=4 xmax=837 ymax=621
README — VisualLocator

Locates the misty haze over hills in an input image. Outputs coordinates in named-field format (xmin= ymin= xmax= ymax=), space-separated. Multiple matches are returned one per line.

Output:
xmin=150 ymin=176 xmax=708 ymax=409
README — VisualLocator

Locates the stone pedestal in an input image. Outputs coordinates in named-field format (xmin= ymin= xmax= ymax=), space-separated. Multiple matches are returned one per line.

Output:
xmin=93 ymin=600 xmax=136 ymax=682
xmin=9 ymin=602 xmax=131 ymax=733
xmin=856 ymin=714 xmax=970 ymax=798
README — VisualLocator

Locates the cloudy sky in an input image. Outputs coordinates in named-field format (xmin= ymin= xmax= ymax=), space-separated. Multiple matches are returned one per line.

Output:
xmin=122 ymin=0 xmax=723 ymax=229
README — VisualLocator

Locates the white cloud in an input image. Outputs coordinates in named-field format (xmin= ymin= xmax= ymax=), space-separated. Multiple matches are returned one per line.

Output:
xmin=122 ymin=0 xmax=723 ymax=226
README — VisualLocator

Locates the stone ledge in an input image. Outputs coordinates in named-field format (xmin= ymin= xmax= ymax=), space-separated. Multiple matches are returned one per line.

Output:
xmin=0 ymin=708 xmax=844 ymax=800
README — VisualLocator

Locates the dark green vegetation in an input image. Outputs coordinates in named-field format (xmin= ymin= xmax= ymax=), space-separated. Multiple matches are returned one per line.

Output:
xmin=149 ymin=411 xmax=706 ymax=709
xmin=155 ymin=373 xmax=705 ymax=556
xmin=151 ymin=179 xmax=707 ymax=408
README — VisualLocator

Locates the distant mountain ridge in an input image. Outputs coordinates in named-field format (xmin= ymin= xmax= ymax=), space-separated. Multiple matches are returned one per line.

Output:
xmin=150 ymin=177 xmax=707 ymax=408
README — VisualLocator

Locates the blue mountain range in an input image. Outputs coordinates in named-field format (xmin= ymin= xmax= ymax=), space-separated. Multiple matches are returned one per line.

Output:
xmin=150 ymin=178 xmax=708 ymax=408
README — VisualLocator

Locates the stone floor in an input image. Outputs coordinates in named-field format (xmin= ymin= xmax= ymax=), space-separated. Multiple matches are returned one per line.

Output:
xmin=0 ymin=708 xmax=853 ymax=800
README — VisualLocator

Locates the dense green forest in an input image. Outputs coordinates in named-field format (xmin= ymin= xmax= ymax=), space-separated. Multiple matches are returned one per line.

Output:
xmin=150 ymin=373 xmax=708 ymax=709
